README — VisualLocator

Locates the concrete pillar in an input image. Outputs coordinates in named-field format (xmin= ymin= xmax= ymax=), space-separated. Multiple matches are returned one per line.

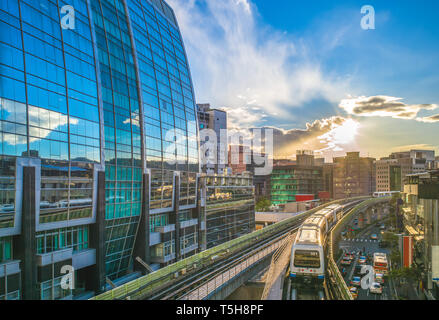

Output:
xmin=358 ymin=212 xmax=365 ymax=229
xmin=365 ymin=208 xmax=372 ymax=225
xmin=377 ymin=206 xmax=383 ymax=220
xmin=88 ymin=171 xmax=106 ymax=293
xmin=15 ymin=166 xmax=37 ymax=300
xmin=174 ymin=174 xmax=181 ymax=261
xmin=133 ymin=172 xmax=151 ymax=273
xmin=197 ymin=175 xmax=206 ymax=251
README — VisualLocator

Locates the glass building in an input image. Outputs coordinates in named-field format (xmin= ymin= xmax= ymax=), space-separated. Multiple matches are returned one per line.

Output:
xmin=201 ymin=174 xmax=255 ymax=249
xmin=270 ymin=165 xmax=323 ymax=206
xmin=0 ymin=0 xmax=201 ymax=299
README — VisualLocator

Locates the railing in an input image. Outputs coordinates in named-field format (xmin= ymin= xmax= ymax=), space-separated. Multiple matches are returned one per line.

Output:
xmin=90 ymin=196 xmax=370 ymax=300
xmin=181 ymin=238 xmax=285 ymax=300
xmin=261 ymin=233 xmax=294 ymax=300
xmin=327 ymin=197 xmax=391 ymax=300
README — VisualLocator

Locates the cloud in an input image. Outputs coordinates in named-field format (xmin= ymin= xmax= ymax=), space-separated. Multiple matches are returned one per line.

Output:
xmin=390 ymin=144 xmax=439 ymax=153
xmin=223 ymin=105 xmax=268 ymax=129
xmin=339 ymin=95 xmax=438 ymax=120
xmin=1 ymin=98 xmax=74 ymax=146
xmin=168 ymin=0 xmax=349 ymax=127
xmin=261 ymin=116 xmax=360 ymax=160
xmin=416 ymin=113 xmax=439 ymax=123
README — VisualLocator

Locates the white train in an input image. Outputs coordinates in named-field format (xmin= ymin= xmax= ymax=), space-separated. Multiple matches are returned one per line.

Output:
xmin=373 ymin=191 xmax=400 ymax=198
xmin=290 ymin=204 xmax=343 ymax=287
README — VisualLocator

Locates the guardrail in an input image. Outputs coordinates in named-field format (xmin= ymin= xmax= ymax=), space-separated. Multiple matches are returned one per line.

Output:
xmin=327 ymin=197 xmax=391 ymax=300
xmin=261 ymin=234 xmax=294 ymax=300
xmin=91 ymin=196 xmax=370 ymax=300
xmin=182 ymin=238 xmax=285 ymax=300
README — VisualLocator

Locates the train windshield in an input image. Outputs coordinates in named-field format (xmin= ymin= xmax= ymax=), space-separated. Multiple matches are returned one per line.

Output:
xmin=294 ymin=250 xmax=320 ymax=268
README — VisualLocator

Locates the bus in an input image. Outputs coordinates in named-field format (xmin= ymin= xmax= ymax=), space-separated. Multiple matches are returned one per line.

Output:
xmin=373 ymin=252 xmax=389 ymax=275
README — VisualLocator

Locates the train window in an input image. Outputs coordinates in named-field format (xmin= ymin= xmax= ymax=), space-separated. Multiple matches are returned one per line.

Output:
xmin=294 ymin=250 xmax=320 ymax=268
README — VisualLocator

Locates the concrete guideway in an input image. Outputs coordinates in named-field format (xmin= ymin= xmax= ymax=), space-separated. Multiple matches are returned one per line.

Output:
xmin=261 ymin=233 xmax=295 ymax=300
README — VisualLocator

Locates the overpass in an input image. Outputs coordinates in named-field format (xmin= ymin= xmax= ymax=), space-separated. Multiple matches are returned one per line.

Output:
xmin=90 ymin=196 xmax=386 ymax=300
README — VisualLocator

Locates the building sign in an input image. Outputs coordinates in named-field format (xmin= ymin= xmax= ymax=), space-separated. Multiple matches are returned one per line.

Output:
xmin=402 ymin=236 xmax=413 ymax=268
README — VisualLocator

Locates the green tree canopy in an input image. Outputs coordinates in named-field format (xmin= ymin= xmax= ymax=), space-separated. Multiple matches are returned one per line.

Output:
xmin=256 ymin=197 xmax=271 ymax=212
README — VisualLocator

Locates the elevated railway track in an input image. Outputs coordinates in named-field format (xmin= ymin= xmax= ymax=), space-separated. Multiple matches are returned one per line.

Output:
xmin=91 ymin=197 xmax=370 ymax=301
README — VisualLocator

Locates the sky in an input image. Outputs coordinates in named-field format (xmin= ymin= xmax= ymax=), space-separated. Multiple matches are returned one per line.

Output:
xmin=167 ymin=0 xmax=439 ymax=161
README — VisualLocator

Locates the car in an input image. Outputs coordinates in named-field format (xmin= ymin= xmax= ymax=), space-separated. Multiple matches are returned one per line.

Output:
xmin=341 ymin=257 xmax=352 ymax=266
xmin=370 ymin=282 xmax=383 ymax=294
xmin=349 ymin=286 xmax=358 ymax=299
xmin=351 ymin=276 xmax=361 ymax=287
xmin=345 ymin=252 xmax=355 ymax=261
xmin=358 ymin=256 xmax=367 ymax=264
xmin=370 ymin=234 xmax=378 ymax=240
xmin=380 ymin=224 xmax=386 ymax=230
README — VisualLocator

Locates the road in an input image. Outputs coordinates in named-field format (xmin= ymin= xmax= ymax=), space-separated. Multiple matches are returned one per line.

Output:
xmin=337 ymin=225 xmax=395 ymax=300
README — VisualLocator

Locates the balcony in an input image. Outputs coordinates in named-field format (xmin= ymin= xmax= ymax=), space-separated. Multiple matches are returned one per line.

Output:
xmin=37 ymin=248 xmax=73 ymax=267
xmin=149 ymin=232 xmax=161 ymax=246
xmin=0 ymin=260 xmax=21 ymax=277
xmin=181 ymin=243 xmax=198 ymax=256
xmin=150 ymin=253 xmax=176 ymax=264
xmin=155 ymin=224 xmax=175 ymax=234
xmin=180 ymin=219 xmax=198 ymax=229
xmin=72 ymin=249 xmax=96 ymax=270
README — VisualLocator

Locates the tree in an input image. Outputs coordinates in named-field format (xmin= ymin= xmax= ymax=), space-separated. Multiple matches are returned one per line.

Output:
xmin=255 ymin=197 xmax=271 ymax=212
xmin=382 ymin=231 xmax=399 ymax=248
xmin=390 ymin=248 xmax=401 ymax=268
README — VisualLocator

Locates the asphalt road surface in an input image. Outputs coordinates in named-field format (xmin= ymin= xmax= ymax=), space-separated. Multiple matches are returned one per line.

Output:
xmin=338 ymin=226 xmax=395 ymax=300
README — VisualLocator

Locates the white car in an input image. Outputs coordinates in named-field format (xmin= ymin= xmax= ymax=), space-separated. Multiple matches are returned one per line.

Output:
xmin=370 ymin=282 xmax=383 ymax=294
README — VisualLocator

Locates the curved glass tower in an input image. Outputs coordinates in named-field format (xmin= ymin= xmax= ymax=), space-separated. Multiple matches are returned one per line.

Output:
xmin=0 ymin=0 xmax=200 ymax=299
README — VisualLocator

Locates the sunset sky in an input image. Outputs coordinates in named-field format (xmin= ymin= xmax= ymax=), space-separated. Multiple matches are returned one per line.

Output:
xmin=168 ymin=0 xmax=439 ymax=161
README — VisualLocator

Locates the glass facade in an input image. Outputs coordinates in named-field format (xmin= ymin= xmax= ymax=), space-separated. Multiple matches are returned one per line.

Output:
xmin=0 ymin=236 xmax=12 ymax=262
xmin=270 ymin=166 xmax=323 ymax=205
xmin=0 ymin=156 xmax=15 ymax=229
xmin=36 ymin=225 xmax=89 ymax=254
xmin=0 ymin=0 xmax=200 ymax=285
xmin=203 ymin=175 xmax=255 ymax=249
xmin=39 ymin=275 xmax=72 ymax=300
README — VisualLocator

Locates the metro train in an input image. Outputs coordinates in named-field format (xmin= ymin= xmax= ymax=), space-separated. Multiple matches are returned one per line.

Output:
xmin=373 ymin=191 xmax=400 ymax=198
xmin=289 ymin=204 xmax=343 ymax=288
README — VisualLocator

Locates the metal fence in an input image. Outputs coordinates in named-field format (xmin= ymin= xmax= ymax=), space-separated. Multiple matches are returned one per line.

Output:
xmin=261 ymin=234 xmax=294 ymax=300
xmin=181 ymin=238 xmax=285 ymax=300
